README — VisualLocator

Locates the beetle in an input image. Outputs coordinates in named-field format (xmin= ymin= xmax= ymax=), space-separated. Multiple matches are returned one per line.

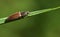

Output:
xmin=5 ymin=11 xmax=29 ymax=23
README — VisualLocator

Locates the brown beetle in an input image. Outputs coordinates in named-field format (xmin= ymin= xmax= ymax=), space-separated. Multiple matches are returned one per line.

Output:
xmin=5 ymin=11 xmax=29 ymax=23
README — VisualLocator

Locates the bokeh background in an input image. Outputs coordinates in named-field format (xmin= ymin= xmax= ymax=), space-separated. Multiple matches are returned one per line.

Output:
xmin=0 ymin=0 xmax=60 ymax=37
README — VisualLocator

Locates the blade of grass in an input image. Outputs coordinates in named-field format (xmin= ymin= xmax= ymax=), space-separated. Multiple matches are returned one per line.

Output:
xmin=28 ymin=6 xmax=60 ymax=16
xmin=0 ymin=17 xmax=8 ymax=24
xmin=0 ymin=6 xmax=60 ymax=25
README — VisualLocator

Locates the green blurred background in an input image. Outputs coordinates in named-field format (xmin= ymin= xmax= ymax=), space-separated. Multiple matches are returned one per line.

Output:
xmin=0 ymin=0 xmax=60 ymax=37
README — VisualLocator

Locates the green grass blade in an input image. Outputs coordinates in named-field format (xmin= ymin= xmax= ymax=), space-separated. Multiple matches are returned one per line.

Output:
xmin=0 ymin=6 xmax=60 ymax=25
xmin=0 ymin=17 xmax=8 ymax=24
xmin=28 ymin=6 xmax=60 ymax=16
